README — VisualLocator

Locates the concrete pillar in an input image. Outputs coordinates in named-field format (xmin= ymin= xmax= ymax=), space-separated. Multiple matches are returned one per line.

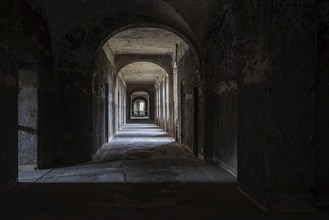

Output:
xmin=162 ymin=78 xmax=166 ymax=130
xmin=173 ymin=67 xmax=178 ymax=138
xmin=165 ymin=75 xmax=169 ymax=131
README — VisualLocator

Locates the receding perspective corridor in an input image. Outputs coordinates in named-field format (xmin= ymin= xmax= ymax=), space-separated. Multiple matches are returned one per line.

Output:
xmin=0 ymin=122 xmax=326 ymax=220
xmin=1 ymin=1 xmax=329 ymax=219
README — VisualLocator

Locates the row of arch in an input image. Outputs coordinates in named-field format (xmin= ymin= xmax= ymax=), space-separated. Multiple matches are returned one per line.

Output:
xmin=6 ymin=0 xmax=326 ymax=210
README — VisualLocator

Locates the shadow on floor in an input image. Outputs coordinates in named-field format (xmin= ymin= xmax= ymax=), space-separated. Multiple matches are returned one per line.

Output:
xmin=1 ymin=182 xmax=328 ymax=220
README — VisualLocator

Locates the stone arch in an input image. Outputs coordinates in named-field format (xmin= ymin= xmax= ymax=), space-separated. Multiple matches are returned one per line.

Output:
xmin=56 ymin=20 xmax=199 ymax=85
xmin=132 ymin=96 xmax=148 ymax=105
xmin=127 ymin=88 xmax=154 ymax=120
xmin=54 ymin=7 xmax=202 ymax=164
xmin=51 ymin=0 xmax=197 ymax=50
xmin=128 ymin=88 xmax=153 ymax=97
xmin=131 ymin=96 xmax=149 ymax=118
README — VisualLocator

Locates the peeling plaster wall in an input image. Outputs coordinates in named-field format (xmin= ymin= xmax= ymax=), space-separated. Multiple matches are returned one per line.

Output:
xmin=260 ymin=1 xmax=316 ymax=210
xmin=204 ymin=0 xmax=317 ymax=210
xmin=203 ymin=0 xmax=240 ymax=175
xmin=0 ymin=0 xmax=53 ymax=190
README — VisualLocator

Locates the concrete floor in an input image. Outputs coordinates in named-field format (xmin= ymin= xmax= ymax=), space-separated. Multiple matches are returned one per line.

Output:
xmin=1 ymin=121 xmax=328 ymax=219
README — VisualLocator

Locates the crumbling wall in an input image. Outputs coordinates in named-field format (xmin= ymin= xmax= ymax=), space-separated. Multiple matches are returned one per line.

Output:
xmin=0 ymin=0 xmax=52 ymax=190
xmin=204 ymin=0 xmax=317 ymax=210
xmin=203 ymin=1 xmax=239 ymax=174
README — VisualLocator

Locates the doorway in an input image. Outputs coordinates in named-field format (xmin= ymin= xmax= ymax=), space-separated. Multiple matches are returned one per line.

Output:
xmin=17 ymin=52 xmax=39 ymax=171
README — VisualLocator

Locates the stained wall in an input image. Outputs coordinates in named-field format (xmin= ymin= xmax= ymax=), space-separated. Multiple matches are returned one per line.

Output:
xmin=0 ymin=0 xmax=53 ymax=189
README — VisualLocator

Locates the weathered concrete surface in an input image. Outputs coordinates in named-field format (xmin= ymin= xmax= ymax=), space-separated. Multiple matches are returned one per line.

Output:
xmin=0 ymin=0 xmax=327 ymax=214
xmin=18 ymin=64 xmax=38 ymax=168
xmin=1 ymin=122 xmax=328 ymax=219
xmin=204 ymin=0 xmax=318 ymax=210
xmin=203 ymin=0 xmax=239 ymax=173
xmin=0 ymin=0 xmax=53 ymax=191
xmin=109 ymin=27 xmax=182 ymax=56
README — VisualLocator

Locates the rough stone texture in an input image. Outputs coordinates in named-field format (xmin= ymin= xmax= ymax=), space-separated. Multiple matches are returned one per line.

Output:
xmin=203 ymin=0 xmax=318 ymax=210
xmin=0 ymin=0 xmax=53 ymax=190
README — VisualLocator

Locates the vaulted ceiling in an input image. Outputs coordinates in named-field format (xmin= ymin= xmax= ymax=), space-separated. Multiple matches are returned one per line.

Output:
xmin=39 ymin=0 xmax=213 ymax=50
xmin=108 ymin=27 xmax=182 ymax=56
xmin=38 ymin=0 xmax=211 ymax=87
xmin=119 ymin=62 xmax=168 ymax=86
xmin=109 ymin=27 xmax=180 ymax=86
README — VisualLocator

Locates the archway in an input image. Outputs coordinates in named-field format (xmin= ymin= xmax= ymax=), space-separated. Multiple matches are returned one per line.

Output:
xmin=57 ymin=21 xmax=201 ymax=165
xmin=115 ymin=60 xmax=170 ymax=126
xmin=131 ymin=95 xmax=149 ymax=119
xmin=132 ymin=99 xmax=146 ymax=117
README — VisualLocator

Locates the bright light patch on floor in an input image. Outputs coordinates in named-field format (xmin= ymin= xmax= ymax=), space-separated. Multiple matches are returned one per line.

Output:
xmin=19 ymin=123 xmax=235 ymax=184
